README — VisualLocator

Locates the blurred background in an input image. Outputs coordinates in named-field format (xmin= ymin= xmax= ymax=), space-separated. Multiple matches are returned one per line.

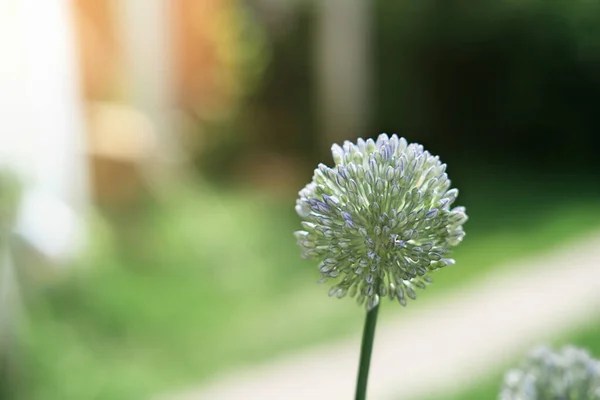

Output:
xmin=1 ymin=0 xmax=600 ymax=399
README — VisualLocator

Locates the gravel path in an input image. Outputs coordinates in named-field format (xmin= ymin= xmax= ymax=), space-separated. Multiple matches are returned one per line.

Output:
xmin=160 ymin=232 xmax=600 ymax=400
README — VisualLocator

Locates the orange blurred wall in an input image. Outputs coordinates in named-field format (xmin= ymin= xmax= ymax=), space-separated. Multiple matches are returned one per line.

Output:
xmin=71 ymin=0 xmax=242 ymax=206
xmin=72 ymin=0 xmax=238 ymax=112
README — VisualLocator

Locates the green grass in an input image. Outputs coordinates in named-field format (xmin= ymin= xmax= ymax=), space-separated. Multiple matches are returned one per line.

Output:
xmin=418 ymin=317 xmax=600 ymax=400
xmin=12 ymin=173 xmax=600 ymax=400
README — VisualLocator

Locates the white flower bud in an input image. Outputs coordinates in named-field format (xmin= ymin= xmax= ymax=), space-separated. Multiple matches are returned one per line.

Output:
xmin=500 ymin=345 xmax=600 ymax=400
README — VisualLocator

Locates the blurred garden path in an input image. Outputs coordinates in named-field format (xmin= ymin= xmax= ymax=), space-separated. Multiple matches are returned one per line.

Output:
xmin=161 ymin=231 xmax=600 ymax=400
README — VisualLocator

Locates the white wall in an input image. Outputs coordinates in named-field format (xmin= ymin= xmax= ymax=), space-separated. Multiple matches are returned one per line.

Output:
xmin=0 ymin=0 xmax=89 ymax=264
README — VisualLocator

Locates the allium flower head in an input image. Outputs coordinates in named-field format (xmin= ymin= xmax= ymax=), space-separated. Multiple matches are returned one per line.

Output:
xmin=500 ymin=345 xmax=600 ymax=400
xmin=294 ymin=134 xmax=467 ymax=310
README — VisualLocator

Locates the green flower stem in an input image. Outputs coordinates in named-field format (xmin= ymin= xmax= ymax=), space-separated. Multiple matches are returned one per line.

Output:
xmin=355 ymin=300 xmax=380 ymax=400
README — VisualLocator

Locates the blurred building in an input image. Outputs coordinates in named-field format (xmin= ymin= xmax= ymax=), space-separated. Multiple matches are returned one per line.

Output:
xmin=73 ymin=0 xmax=266 ymax=206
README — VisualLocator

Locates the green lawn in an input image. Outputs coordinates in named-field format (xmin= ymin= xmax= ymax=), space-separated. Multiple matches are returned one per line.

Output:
xmin=12 ymin=173 xmax=600 ymax=400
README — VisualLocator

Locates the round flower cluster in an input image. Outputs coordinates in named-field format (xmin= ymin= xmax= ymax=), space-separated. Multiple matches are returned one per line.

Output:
xmin=295 ymin=134 xmax=467 ymax=310
xmin=500 ymin=345 xmax=600 ymax=400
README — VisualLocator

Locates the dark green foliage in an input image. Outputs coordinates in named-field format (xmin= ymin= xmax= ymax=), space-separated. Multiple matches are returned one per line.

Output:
xmin=375 ymin=0 xmax=600 ymax=171
xmin=195 ymin=1 xmax=600 ymax=183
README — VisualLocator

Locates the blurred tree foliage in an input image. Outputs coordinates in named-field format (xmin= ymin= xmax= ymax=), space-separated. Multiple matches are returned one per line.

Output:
xmin=376 ymin=0 xmax=600 ymax=171
xmin=199 ymin=0 xmax=600 ymax=183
